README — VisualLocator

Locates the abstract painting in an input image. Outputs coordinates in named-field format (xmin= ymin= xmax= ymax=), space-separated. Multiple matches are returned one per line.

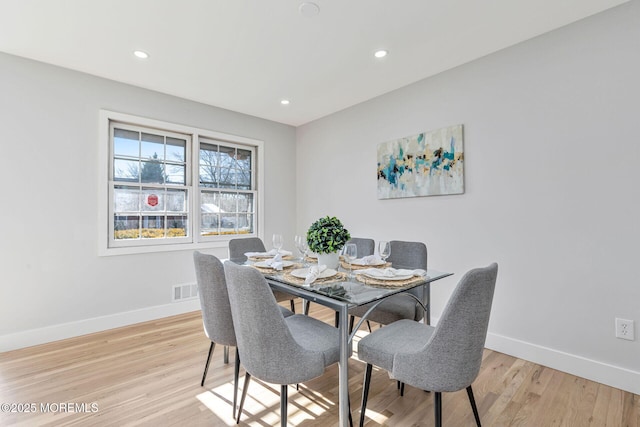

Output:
xmin=377 ymin=124 xmax=464 ymax=199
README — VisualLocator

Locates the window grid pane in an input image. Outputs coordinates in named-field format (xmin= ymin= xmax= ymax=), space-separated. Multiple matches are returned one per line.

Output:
xmin=200 ymin=189 xmax=254 ymax=236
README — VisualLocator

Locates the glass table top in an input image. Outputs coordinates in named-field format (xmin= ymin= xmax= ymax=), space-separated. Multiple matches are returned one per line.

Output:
xmin=259 ymin=265 xmax=452 ymax=307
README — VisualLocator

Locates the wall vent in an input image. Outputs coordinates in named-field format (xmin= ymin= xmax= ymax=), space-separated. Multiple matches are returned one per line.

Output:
xmin=172 ymin=283 xmax=199 ymax=302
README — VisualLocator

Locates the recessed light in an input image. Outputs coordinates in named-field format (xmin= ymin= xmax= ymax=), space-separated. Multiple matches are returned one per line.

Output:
xmin=133 ymin=50 xmax=149 ymax=59
xmin=374 ymin=50 xmax=388 ymax=59
xmin=299 ymin=2 xmax=320 ymax=17
xmin=280 ymin=99 xmax=291 ymax=105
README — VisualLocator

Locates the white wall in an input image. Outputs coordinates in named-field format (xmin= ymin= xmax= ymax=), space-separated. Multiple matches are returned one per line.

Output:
xmin=0 ymin=53 xmax=296 ymax=349
xmin=296 ymin=1 xmax=640 ymax=393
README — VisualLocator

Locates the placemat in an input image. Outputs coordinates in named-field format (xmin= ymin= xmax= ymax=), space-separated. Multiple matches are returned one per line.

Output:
xmin=282 ymin=271 xmax=348 ymax=286
xmin=248 ymin=255 xmax=296 ymax=262
xmin=340 ymin=261 xmax=392 ymax=270
xmin=251 ymin=263 xmax=300 ymax=274
xmin=355 ymin=273 xmax=424 ymax=288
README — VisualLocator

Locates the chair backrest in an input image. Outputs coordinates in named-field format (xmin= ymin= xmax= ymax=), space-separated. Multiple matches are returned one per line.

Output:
xmin=223 ymin=261 xmax=325 ymax=384
xmin=192 ymin=251 xmax=236 ymax=346
xmin=387 ymin=240 xmax=427 ymax=270
xmin=347 ymin=237 xmax=375 ymax=257
xmin=228 ymin=237 xmax=266 ymax=263
xmin=387 ymin=240 xmax=428 ymax=305
xmin=393 ymin=263 xmax=498 ymax=392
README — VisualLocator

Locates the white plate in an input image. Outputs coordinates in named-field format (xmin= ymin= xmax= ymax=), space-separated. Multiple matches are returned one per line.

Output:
xmin=290 ymin=268 xmax=338 ymax=279
xmin=254 ymin=260 xmax=295 ymax=268
xmin=351 ymin=258 xmax=386 ymax=266
xmin=249 ymin=254 xmax=273 ymax=258
xmin=247 ymin=251 xmax=293 ymax=258
xmin=361 ymin=272 xmax=413 ymax=281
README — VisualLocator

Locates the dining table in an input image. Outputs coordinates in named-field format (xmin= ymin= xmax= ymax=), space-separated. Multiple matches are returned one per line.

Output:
xmin=245 ymin=255 xmax=452 ymax=427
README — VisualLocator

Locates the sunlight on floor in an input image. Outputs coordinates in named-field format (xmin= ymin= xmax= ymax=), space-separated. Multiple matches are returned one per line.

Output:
xmin=197 ymin=382 xmax=241 ymax=426
xmin=195 ymin=328 xmax=380 ymax=426
xmin=197 ymin=377 xmax=345 ymax=425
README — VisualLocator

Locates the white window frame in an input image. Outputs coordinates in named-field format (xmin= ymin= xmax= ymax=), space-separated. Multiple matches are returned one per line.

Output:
xmin=98 ymin=110 xmax=264 ymax=256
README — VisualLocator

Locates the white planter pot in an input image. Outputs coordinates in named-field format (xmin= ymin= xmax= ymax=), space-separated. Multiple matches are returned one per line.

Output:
xmin=317 ymin=252 xmax=339 ymax=269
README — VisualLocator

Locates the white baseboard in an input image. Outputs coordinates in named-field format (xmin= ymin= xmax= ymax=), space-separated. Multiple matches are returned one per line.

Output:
xmin=0 ymin=299 xmax=201 ymax=353
xmin=485 ymin=332 xmax=640 ymax=395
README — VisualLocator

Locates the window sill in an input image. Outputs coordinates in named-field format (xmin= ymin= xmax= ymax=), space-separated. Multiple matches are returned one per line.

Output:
xmin=98 ymin=240 xmax=232 ymax=257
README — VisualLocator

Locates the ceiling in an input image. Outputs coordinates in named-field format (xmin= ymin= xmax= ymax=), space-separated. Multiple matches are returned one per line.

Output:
xmin=0 ymin=0 xmax=628 ymax=126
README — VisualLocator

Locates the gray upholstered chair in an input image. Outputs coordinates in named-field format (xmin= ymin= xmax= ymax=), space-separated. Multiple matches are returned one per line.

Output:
xmin=357 ymin=263 xmax=498 ymax=427
xmin=348 ymin=240 xmax=428 ymax=331
xmin=228 ymin=237 xmax=265 ymax=263
xmin=223 ymin=261 xmax=348 ymax=426
xmin=193 ymin=251 xmax=240 ymax=417
xmin=193 ymin=251 xmax=292 ymax=418
xmin=228 ymin=237 xmax=297 ymax=313
xmin=346 ymin=237 xmax=375 ymax=258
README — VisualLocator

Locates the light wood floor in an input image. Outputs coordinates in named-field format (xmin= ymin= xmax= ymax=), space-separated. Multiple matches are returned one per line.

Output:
xmin=1 ymin=303 xmax=638 ymax=426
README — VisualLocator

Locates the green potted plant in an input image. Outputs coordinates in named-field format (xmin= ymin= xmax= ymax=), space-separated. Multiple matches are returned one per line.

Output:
xmin=306 ymin=216 xmax=351 ymax=269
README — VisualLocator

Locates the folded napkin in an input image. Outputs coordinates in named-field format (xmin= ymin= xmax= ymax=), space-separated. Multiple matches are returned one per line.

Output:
xmin=305 ymin=265 xmax=327 ymax=285
xmin=359 ymin=267 xmax=427 ymax=278
xmin=264 ymin=253 xmax=284 ymax=271
xmin=245 ymin=249 xmax=293 ymax=258
xmin=358 ymin=255 xmax=384 ymax=265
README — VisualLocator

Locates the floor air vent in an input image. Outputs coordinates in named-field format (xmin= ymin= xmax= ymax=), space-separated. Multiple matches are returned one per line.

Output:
xmin=172 ymin=283 xmax=199 ymax=302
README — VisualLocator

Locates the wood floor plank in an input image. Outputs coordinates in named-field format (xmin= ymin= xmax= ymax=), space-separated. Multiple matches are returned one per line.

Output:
xmin=1 ymin=306 xmax=638 ymax=426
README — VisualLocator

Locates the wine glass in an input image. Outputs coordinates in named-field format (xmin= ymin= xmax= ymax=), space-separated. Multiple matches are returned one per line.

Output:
xmin=272 ymin=234 xmax=283 ymax=255
xmin=378 ymin=241 xmax=391 ymax=263
xmin=344 ymin=243 xmax=357 ymax=279
xmin=295 ymin=235 xmax=309 ymax=264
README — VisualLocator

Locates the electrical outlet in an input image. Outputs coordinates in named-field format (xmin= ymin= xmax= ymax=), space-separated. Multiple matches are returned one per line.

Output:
xmin=615 ymin=318 xmax=635 ymax=341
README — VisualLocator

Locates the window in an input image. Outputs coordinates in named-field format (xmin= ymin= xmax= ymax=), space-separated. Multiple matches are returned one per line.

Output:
xmin=100 ymin=111 xmax=262 ymax=255
xmin=110 ymin=124 xmax=191 ymax=247
xmin=199 ymin=140 xmax=256 ymax=238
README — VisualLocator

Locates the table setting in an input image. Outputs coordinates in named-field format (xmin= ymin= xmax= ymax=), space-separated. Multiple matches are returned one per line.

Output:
xmin=248 ymin=252 xmax=299 ymax=272
xmin=245 ymin=249 xmax=295 ymax=261
xmin=283 ymin=264 xmax=347 ymax=286
xmin=355 ymin=267 xmax=428 ymax=288
xmin=339 ymin=254 xmax=391 ymax=270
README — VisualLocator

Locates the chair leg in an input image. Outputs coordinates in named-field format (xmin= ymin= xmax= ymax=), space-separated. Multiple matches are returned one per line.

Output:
xmin=281 ymin=384 xmax=288 ymax=427
xmin=290 ymin=299 xmax=296 ymax=313
xmin=396 ymin=380 xmax=407 ymax=395
xmin=224 ymin=345 xmax=229 ymax=364
xmin=304 ymin=300 xmax=310 ymax=315
xmin=335 ymin=311 xmax=340 ymax=327
xmin=467 ymin=386 xmax=481 ymax=427
xmin=233 ymin=348 xmax=240 ymax=419
xmin=201 ymin=341 xmax=215 ymax=386
xmin=359 ymin=363 xmax=373 ymax=427
xmin=434 ymin=392 xmax=442 ymax=427
xmin=236 ymin=372 xmax=251 ymax=424
xmin=349 ymin=315 xmax=355 ymax=333
xmin=366 ymin=321 xmax=372 ymax=332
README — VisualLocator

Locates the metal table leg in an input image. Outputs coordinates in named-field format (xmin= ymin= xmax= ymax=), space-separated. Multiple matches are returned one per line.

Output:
xmin=425 ymin=282 xmax=431 ymax=325
xmin=338 ymin=304 xmax=350 ymax=427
